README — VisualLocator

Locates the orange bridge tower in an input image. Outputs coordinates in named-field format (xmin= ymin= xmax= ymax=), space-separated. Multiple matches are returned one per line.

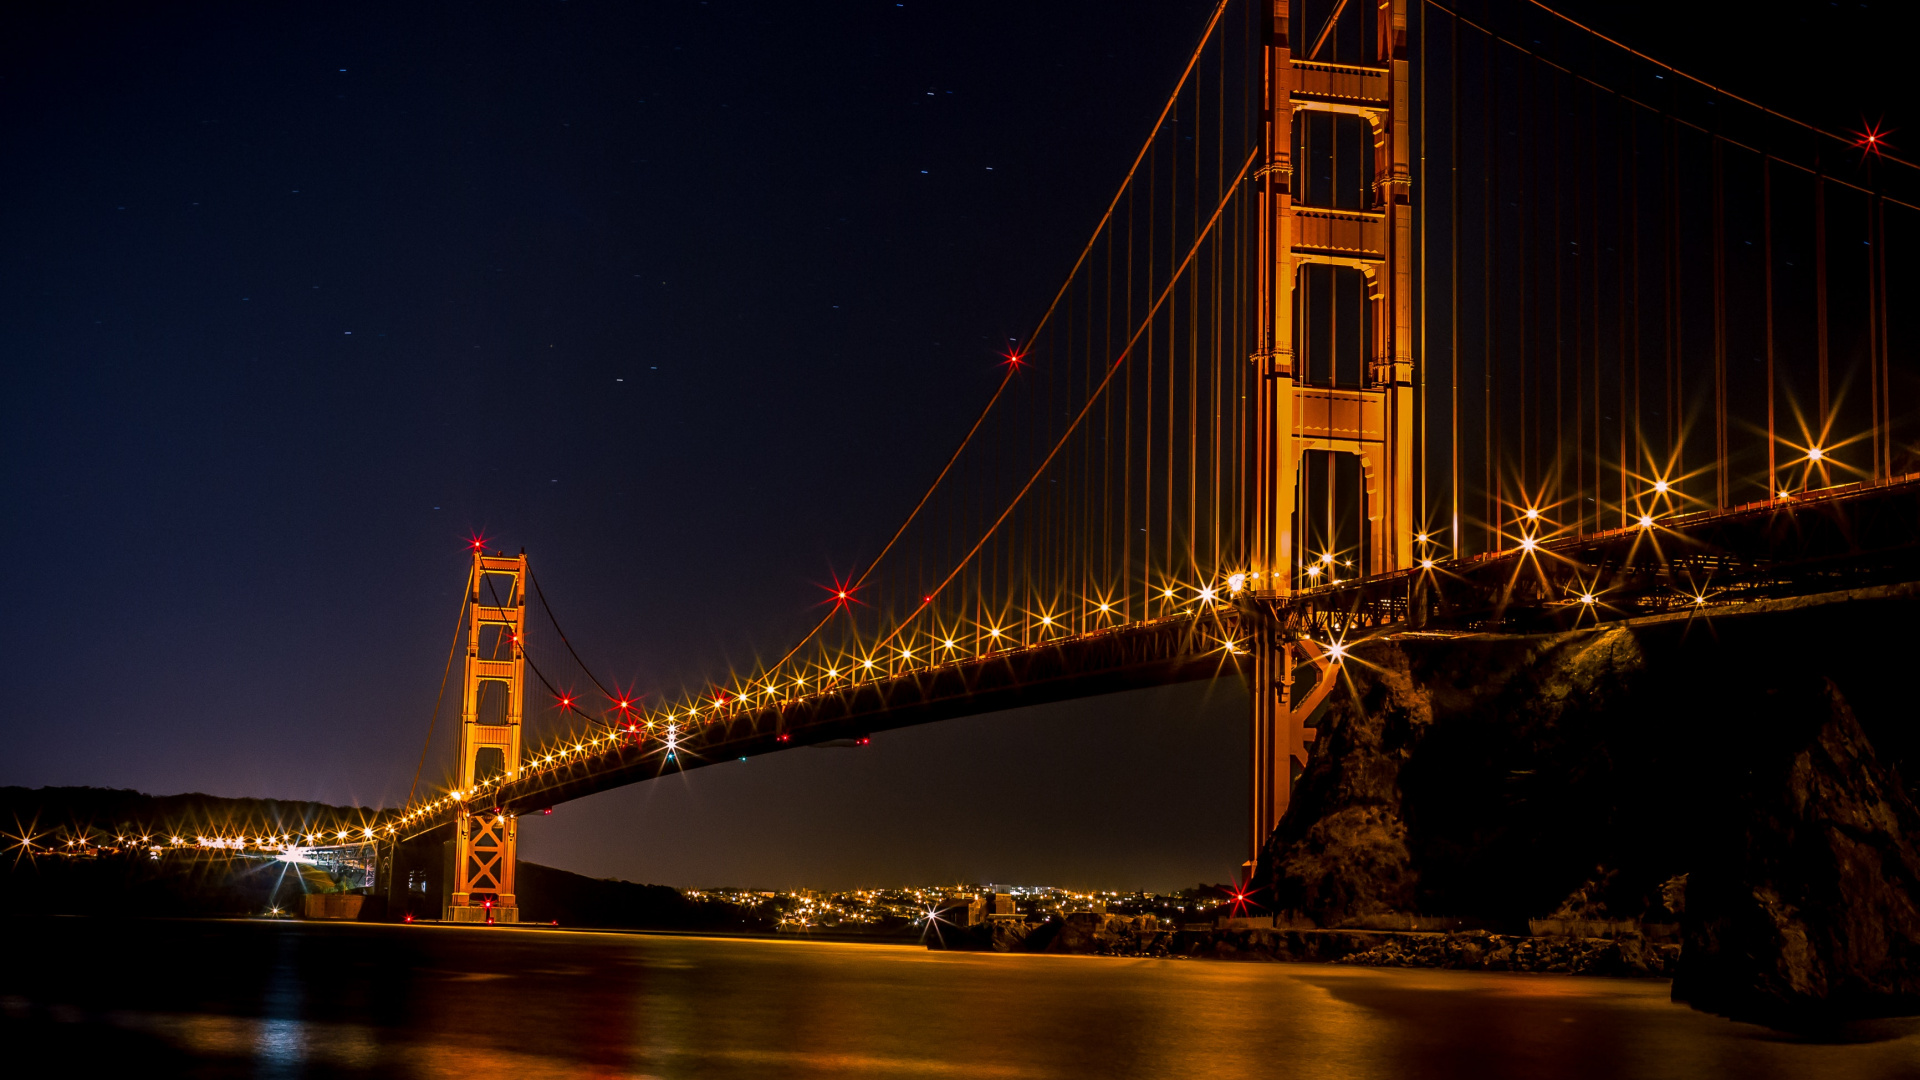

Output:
xmin=446 ymin=551 xmax=528 ymax=923
xmin=1249 ymin=0 xmax=1417 ymax=863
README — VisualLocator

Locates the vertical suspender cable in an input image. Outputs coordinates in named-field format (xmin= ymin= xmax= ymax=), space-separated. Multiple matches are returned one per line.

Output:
xmin=1124 ymin=177 xmax=1135 ymax=621
xmin=1873 ymin=192 xmax=1888 ymax=479
xmin=1416 ymin=0 xmax=1428 ymax=538
xmin=1483 ymin=27 xmax=1496 ymax=543
xmin=1763 ymin=156 xmax=1776 ymax=497
xmin=1571 ymin=82 xmax=1583 ymax=532
xmin=1587 ymin=87 xmax=1600 ymax=534
xmin=1515 ymin=50 xmax=1529 ymax=498
xmin=1543 ymin=69 xmax=1559 ymax=518
xmin=1620 ymin=109 xmax=1634 ymax=524
xmin=1664 ymin=116 xmax=1678 ymax=478
xmin=1449 ymin=8 xmax=1461 ymax=553
xmin=1712 ymin=138 xmax=1728 ymax=507
xmin=1814 ymin=171 xmax=1830 ymax=428
xmin=1145 ymin=142 xmax=1156 ymax=614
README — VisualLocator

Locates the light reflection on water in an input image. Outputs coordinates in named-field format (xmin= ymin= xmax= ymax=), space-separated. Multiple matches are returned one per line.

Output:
xmin=4 ymin=920 xmax=1919 ymax=1079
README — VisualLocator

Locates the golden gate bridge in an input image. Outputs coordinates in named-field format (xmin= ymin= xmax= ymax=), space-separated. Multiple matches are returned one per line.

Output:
xmin=357 ymin=0 xmax=1918 ymax=923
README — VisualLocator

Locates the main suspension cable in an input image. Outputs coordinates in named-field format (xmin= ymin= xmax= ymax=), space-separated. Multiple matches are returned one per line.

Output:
xmin=529 ymin=569 xmax=620 ymax=705
xmin=1515 ymin=0 xmax=1917 ymax=171
xmin=764 ymin=0 xmax=1242 ymax=677
xmin=874 ymin=146 xmax=1262 ymax=651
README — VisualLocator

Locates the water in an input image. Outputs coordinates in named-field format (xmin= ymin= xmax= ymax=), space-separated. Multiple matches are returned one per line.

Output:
xmin=4 ymin=918 xmax=1918 ymax=1078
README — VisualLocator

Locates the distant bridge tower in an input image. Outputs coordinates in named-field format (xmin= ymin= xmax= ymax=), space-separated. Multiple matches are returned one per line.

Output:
xmin=446 ymin=551 xmax=527 ymax=923
xmin=1249 ymin=0 xmax=1416 ymax=862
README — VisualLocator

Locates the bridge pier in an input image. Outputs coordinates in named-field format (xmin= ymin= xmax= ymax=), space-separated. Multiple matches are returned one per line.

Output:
xmin=1250 ymin=628 xmax=1338 ymax=867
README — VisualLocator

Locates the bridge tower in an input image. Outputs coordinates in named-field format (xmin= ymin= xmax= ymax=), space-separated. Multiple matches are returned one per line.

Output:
xmin=445 ymin=551 xmax=527 ymax=923
xmin=1248 ymin=0 xmax=1416 ymax=862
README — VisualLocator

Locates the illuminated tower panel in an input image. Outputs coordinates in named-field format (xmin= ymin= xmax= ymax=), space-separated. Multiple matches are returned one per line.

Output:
xmin=446 ymin=552 xmax=526 ymax=923
xmin=1249 ymin=0 xmax=1415 ymax=864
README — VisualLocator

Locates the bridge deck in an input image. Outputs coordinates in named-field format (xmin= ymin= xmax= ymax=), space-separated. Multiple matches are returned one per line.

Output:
xmin=398 ymin=616 xmax=1243 ymax=837
xmin=395 ymin=475 xmax=1920 ymax=838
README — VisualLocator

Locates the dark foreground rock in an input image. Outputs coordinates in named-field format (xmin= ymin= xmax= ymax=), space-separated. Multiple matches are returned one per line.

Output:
xmin=929 ymin=915 xmax=1678 ymax=976
xmin=1254 ymin=585 xmax=1920 ymax=1028
xmin=1176 ymin=926 xmax=1679 ymax=976
xmin=1673 ymin=677 xmax=1920 ymax=1029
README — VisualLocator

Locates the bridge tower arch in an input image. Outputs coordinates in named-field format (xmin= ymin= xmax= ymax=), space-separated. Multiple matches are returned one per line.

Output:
xmin=1249 ymin=0 xmax=1416 ymax=862
xmin=446 ymin=551 xmax=528 ymax=923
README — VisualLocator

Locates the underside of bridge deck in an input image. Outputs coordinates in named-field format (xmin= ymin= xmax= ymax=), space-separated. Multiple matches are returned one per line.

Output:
xmin=397 ymin=616 xmax=1247 ymax=834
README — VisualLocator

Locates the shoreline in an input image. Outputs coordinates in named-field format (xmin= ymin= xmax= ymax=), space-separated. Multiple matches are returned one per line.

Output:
xmin=22 ymin=912 xmax=1679 ymax=979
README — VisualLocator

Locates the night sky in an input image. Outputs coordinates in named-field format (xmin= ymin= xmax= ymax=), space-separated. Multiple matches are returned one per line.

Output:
xmin=2 ymin=1 xmax=1901 ymax=891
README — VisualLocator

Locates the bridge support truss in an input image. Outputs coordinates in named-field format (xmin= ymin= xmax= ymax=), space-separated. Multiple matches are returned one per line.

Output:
xmin=1248 ymin=0 xmax=1415 ymax=864
xmin=446 ymin=551 xmax=526 ymax=924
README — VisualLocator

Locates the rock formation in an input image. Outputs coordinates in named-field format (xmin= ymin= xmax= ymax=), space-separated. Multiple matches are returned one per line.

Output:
xmin=1673 ymin=676 xmax=1920 ymax=1028
xmin=1254 ymin=586 xmax=1920 ymax=1027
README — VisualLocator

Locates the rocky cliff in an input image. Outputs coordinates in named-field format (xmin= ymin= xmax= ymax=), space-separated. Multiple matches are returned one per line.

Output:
xmin=1255 ymin=585 xmax=1920 ymax=1028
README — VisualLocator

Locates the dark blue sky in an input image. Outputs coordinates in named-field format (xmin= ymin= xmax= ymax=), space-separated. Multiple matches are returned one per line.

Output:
xmin=2 ymin=0 xmax=1898 ymax=890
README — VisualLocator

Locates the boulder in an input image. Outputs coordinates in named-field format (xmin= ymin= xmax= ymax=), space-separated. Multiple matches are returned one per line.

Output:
xmin=1674 ymin=677 xmax=1920 ymax=1028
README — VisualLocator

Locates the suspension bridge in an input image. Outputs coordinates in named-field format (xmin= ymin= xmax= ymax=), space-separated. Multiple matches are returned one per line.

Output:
xmin=370 ymin=0 xmax=1918 ymax=924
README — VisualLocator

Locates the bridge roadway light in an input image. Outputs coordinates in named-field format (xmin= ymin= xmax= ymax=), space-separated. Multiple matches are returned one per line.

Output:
xmin=1519 ymin=536 xmax=1538 ymax=552
xmin=1637 ymin=515 xmax=1655 ymax=529
xmin=1579 ymin=593 xmax=1596 ymax=605
xmin=1807 ymin=447 xmax=1826 ymax=462
xmin=1420 ymin=558 xmax=1435 ymax=569
xmin=1654 ymin=480 xmax=1670 ymax=493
